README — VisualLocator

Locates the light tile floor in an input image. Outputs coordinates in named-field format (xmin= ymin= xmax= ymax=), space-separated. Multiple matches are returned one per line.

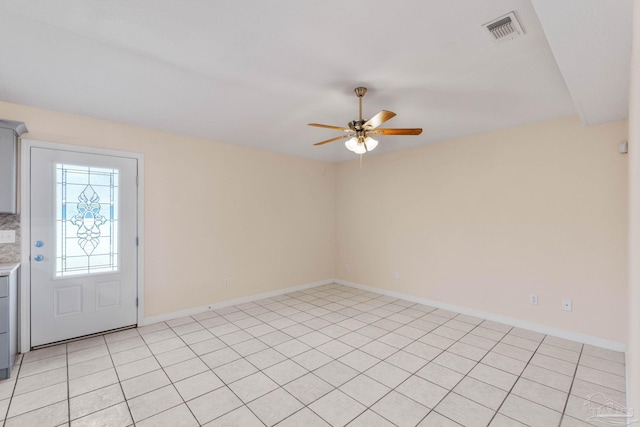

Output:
xmin=0 ymin=284 xmax=628 ymax=426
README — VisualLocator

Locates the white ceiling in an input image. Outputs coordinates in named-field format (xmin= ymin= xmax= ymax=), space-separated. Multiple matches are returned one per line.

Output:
xmin=0 ymin=0 xmax=632 ymax=162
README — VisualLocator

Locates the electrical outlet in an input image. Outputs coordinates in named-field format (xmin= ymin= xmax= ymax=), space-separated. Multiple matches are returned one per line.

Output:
xmin=530 ymin=294 xmax=538 ymax=305
xmin=345 ymin=263 xmax=350 ymax=272
xmin=562 ymin=299 xmax=572 ymax=312
xmin=394 ymin=272 xmax=400 ymax=280
xmin=0 ymin=230 xmax=16 ymax=244
xmin=223 ymin=279 xmax=230 ymax=288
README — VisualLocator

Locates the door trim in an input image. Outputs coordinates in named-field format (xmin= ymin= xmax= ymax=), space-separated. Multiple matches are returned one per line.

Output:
xmin=20 ymin=139 xmax=145 ymax=353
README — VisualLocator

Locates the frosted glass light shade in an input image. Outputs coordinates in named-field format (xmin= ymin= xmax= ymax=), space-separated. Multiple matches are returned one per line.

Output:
xmin=353 ymin=142 xmax=367 ymax=154
xmin=345 ymin=137 xmax=358 ymax=152
xmin=364 ymin=137 xmax=378 ymax=151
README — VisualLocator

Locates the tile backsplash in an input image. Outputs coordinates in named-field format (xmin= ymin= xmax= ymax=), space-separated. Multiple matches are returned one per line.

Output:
xmin=0 ymin=214 xmax=20 ymax=263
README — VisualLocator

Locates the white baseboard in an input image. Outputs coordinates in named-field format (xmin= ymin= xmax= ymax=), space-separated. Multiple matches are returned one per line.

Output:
xmin=336 ymin=279 xmax=627 ymax=353
xmin=140 ymin=279 xmax=335 ymax=326
xmin=141 ymin=277 xmax=626 ymax=353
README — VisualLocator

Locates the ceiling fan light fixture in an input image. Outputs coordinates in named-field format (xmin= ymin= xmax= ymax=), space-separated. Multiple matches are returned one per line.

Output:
xmin=345 ymin=136 xmax=358 ymax=152
xmin=364 ymin=136 xmax=378 ymax=151
xmin=353 ymin=142 xmax=367 ymax=154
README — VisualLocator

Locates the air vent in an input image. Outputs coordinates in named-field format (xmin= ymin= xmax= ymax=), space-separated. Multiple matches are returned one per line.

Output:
xmin=482 ymin=12 xmax=525 ymax=43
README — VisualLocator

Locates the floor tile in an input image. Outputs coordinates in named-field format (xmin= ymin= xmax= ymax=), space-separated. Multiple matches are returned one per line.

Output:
xmin=115 ymin=356 xmax=161 ymax=381
xmin=71 ymin=401 xmax=132 ymax=427
xmin=499 ymin=394 xmax=562 ymax=427
xmin=229 ymin=371 xmax=279 ymax=403
xmin=69 ymin=368 xmax=119 ymax=398
xmin=245 ymin=347 xmax=288 ymax=370
xmin=317 ymin=340 xmax=354 ymax=359
xmin=432 ymin=351 xmax=477 ymax=374
xmin=200 ymin=347 xmax=241 ymax=370
xmin=340 ymin=374 xmax=391 ymax=407
xmin=276 ymin=407 xmax=331 ymax=427
xmin=7 ymin=382 xmax=67 ymax=418
xmin=417 ymin=411 xmax=462 ymax=426
xmin=579 ymin=354 xmax=625 ymax=377
xmin=189 ymin=337 xmax=227 ymax=356
xmin=128 ymin=384 xmax=183 ymax=422
xmin=231 ymin=338 xmax=269 ymax=356
xmin=314 ymin=360 xmax=358 ymax=387
xmin=448 ymin=342 xmax=488 ymax=362
xmin=121 ymin=369 xmax=171 ymax=400
xmin=263 ymin=359 xmax=307 ymax=385
xmin=396 ymin=375 xmax=448 ymax=409
xmin=575 ymin=365 xmax=626 ymax=393
xmin=511 ymin=377 xmax=568 ymax=412
xmin=467 ymin=363 xmax=517 ymax=391
xmin=175 ymin=370 xmax=224 ymax=401
xmin=292 ymin=348 xmax=332 ymax=371
xmin=309 ymin=389 xmax=365 ymax=427
xmin=19 ymin=354 xmax=67 ymax=378
xmin=214 ymin=358 xmax=258 ymax=384
xmin=13 ymin=367 xmax=66 ymax=396
xmin=416 ymin=362 xmax=464 ymax=390
xmin=435 ymin=392 xmax=495 ymax=427
xmin=69 ymin=383 xmax=123 ymax=420
xmin=163 ymin=357 xmax=209 ymax=383
xmin=204 ymin=405 xmax=264 ymax=427
xmin=188 ymin=386 xmax=243 ymax=424
xmin=67 ymin=345 xmax=109 ymax=366
xmin=521 ymin=364 xmax=573 ymax=392
xmin=5 ymin=284 xmax=627 ymax=427
xmin=248 ymin=387 xmax=304 ymax=426
xmin=4 ymin=401 xmax=68 ymax=427
xmin=339 ymin=349 xmax=380 ymax=372
xmin=489 ymin=413 xmax=528 ymax=426
xmin=371 ymin=390 xmax=430 ymax=427
xmin=481 ymin=351 xmax=526 ymax=375
xmin=453 ymin=376 xmax=507 ymax=410
xmin=349 ymin=409 xmax=396 ymax=427
xmin=582 ymin=345 xmax=625 ymax=364
xmin=68 ymin=356 xmax=114 ymax=380
xmin=110 ymin=345 xmax=152 ymax=367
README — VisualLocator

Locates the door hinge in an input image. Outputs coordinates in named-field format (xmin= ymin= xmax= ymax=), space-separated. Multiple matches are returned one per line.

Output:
xmin=136 ymin=297 xmax=139 ymax=307
xmin=135 ymin=237 xmax=139 ymax=246
xmin=136 ymin=176 xmax=139 ymax=186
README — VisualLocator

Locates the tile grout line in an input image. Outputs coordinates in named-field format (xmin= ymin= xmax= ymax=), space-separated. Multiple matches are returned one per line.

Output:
xmin=485 ymin=330 xmax=548 ymax=426
xmin=557 ymin=343 xmax=585 ymax=427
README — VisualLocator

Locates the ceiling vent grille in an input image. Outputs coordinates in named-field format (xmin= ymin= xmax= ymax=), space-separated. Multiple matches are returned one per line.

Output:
xmin=483 ymin=12 xmax=525 ymax=43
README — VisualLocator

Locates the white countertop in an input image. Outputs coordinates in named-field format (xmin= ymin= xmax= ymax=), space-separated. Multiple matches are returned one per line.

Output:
xmin=0 ymin=263 xmax=19 ymax=277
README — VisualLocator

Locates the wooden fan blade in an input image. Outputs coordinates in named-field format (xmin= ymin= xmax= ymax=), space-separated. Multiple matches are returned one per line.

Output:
xmin=308 ymin=123 xmax=350 ymax=132
xmin=363 ymin=110 xmax=396 ymax=129
xmin=313 ymin=134 xmax=351 ymax=146
xmin=371 ymin=128 xmax=423 ymax=136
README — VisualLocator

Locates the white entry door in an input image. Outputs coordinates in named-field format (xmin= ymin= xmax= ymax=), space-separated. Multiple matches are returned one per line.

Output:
xmin=30 ymin=147 xmax=138 ymax=347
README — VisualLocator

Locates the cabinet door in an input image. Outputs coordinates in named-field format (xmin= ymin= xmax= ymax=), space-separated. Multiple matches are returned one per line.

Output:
xmin=0 ymin=128 xmax=17 ymax=213
xmin=0 ymin=298 xmax=7 ymax=334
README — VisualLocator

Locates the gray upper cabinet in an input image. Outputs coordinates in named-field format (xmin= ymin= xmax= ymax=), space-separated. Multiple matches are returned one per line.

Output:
xmin=0 ymin=119 xmax=28 ymax=214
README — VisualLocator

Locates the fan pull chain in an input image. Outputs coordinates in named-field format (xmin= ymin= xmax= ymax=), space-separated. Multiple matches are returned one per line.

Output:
xmin=360 ymin=153 xmax=363 ymax=169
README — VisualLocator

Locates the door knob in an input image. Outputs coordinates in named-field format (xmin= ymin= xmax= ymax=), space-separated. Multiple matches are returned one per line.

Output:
xmin=35 ymin=241 xmax=44 ymax=248
xmin=33 ymin=255 xmax=44 ymax=262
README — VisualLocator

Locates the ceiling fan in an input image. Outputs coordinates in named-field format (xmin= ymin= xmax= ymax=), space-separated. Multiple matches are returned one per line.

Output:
xmin=309 ymin=87 xmax=423 ymax=155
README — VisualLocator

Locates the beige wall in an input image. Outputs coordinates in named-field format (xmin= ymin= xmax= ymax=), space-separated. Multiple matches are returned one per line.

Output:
xmin=0 ymin=101 xmax=336 ymax=317
xmin=336 ymin=116 xmax=628 ymax=342
xmin=0 ymin=100 xmax=629 ymax=345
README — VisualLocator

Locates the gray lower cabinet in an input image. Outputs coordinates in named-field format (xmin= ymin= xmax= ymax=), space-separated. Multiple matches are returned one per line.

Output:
xmin=0 ymin=269 xmax=17 ymax=379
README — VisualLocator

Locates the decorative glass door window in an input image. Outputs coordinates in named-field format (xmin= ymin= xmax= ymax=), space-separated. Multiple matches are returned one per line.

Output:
xmin=55 ymin=164 xmax=119 ymax=277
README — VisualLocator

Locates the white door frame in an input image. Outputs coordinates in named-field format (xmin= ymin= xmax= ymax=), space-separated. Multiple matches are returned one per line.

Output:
xmin=19 ymin=139 xmax=145 ymax=353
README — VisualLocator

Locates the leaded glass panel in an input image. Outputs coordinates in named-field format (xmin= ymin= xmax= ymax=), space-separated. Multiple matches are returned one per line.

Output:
xmin=56 ymin=164 xmax=119 ymax=277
